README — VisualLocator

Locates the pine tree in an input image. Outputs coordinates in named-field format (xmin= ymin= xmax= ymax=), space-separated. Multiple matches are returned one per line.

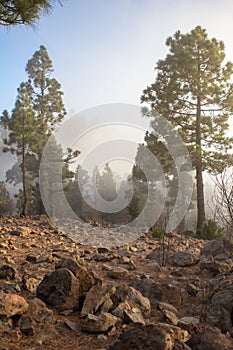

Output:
xmin=0 ymin=1 xmax=62 ymax=27
xmin=0 ymin=181 xmax=12 ymax=214
xmin=1 ymin=45 xmax=67 ymax=215
xmin=1 ymin=83 xmax=37 ymax=216
xmin=141 ymin=26 xmax=233 ymax=234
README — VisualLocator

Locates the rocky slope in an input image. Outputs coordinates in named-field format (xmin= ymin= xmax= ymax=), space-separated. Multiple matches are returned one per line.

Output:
xmin=0 ymin=216 xmax=233 ymax=350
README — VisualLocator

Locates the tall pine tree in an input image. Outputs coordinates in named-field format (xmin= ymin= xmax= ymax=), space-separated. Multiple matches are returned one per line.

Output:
xmin=1 ymin=83 xmax=37 ymax=215
xmin=141 ymin=26 xmax=233 ymax=233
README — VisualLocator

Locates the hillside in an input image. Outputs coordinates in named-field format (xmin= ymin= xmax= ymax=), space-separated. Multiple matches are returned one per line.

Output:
xmin=0 ymin=216 xmax=233 ymax=350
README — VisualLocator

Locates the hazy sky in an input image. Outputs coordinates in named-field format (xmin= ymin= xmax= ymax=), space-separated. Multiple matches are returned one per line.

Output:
xmin=1 ymin=0 xmax=233 ymax=124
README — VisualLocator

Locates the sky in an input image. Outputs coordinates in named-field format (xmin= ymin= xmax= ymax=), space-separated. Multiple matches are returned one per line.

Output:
xmin=1 ymin=0 xmax=233 ymax=182
xmin=1 ymin=0 xmax=233 ymax=119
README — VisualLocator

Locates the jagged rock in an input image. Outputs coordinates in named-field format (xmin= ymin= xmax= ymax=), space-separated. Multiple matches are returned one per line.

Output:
xmin=18 ymin=315 xmax=35 ymax=336
xmin=101 ymin=297 xmax=114 ymax=312
xmin=172 ymin=251 xmax=199 ymax=267
xmin=22 ymin=274 xmax=41 ymax=293
xmin=187 ymin=326 xmax=233 ymax=350
xmin=124 ymin=307 xmax=146 ymax=325
xmin=113 ymin=285 xmax=151 ymax=318
xmin=109 ymin=323 xmax=189 ymax=350
xmin=136 ymin=279 xmax=182 ymax=306
xmin=200 ymin=257 xmax=233 ymax=274
xmin=37 ymin=268 xmax=80 ymax=311
xmin=163 ymin=310 xmax=179 ymax=325
xmin=158 ymin=302 xmax=179 ymax=315
xmin=0 ymin=292 xmax=28 ymax=317
xmin=108 ymin=267 xmax=130 ymax=279
xmin=55 ymin=257 xmax=81 ymax=275
xmin=0 ymin=265 xmax=16 ymax=280
xmin=201 ymin=239 xmax=233 ymax=257
xmin=81 ymin=312 xmax=117 ymax=333
xmin=55 ymin=258 xmax=94 ymax=295
xmin=178 ymin=317 xmax=200 ymax=326
xmin=81 ymin=282 xmax=116 ymax=317
xmin=64 ymin=319 xmax=78 ymax=331
xmin=26 ymin=298 xmax=53 ymax=322
xmin=76 ymin=266 xmax=95 ymax=295
xmin=209 ymin=287 xmax=233 ymax=333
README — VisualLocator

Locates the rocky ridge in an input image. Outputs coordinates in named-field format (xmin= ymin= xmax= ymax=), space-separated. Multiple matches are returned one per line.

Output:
xmin=0 ymin=216 xmax=233 ymax=349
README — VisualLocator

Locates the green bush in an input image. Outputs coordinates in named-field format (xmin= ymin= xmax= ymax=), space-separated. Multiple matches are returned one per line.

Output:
xmin=151 ymin=226 xmax=165 ymax=239
xmin=200 ymin=219 xmax=224 ymax=240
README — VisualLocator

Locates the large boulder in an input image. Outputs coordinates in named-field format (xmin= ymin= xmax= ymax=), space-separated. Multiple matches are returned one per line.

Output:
xmin=37 ymin=268 xmax=80 ymax=311
xmin=172 ymin=251 xmax=199 ymax=267
xmin=187 ymin=326 xmax=233 ymax=350
xmin=109 ymin=323 xmax=189 ymax=350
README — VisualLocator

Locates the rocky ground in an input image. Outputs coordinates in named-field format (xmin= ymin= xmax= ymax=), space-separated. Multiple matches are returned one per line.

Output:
xmin=0 ymin=216 xmax=233 ymax=350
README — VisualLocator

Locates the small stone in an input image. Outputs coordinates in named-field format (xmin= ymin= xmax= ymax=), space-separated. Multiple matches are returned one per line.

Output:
xmin=0 ymin=265 xmax=16 ymax=280
xmin=81 ymin=312 xmax=117 ymax=333
xmin=18 ymin=315 xmax=35 ymax=336
xmin=108 ymin=267 xmax=130 ymax=280
xmin=0 ymin=292 xmax=29 ymax=317
xmin=64 ymin=319 xmax=78 ymax=331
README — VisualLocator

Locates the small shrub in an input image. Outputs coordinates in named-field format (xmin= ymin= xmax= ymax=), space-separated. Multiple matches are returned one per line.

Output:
xmin=200 ymin=219 xmax=224 ymax=240
xmin=151 ymin=226 xmax=165 ymax=239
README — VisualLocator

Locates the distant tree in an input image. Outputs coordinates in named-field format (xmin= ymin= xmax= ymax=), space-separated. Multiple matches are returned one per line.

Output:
xmin=40 ymin=134 xmax=63 ymax=217
xmin=0 ymin=181 xmax=12 ymax=214
xmin=0 ymin=1 xmax=62 ymax=27
xmin=98 ymin=163 xmax=117 ymax=202
xmin=1 ymin=83 xmax=37 ymax=216
xmin=66 ymin=165 xmax=91 ymax=220
xmin=128 ymin=189 xmax=140 ymax=220
xmin=141 ymin=26 xmax=233 ymax=233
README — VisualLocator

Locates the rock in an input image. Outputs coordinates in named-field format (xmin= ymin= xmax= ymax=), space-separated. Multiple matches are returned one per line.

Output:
xmin=187 ymin=326 xmax=233 ymax=350
xmin=124 ymin=307 xmax=146 ymax=325
xmin=55 ymin=257 xmax=81 ymax=275
xmin=108 ymin=267 xmax=130 ymax=280
xmin=209 ymin=288 xmax=233 ymax=332
xmin=158 ymin=302 xmax=179 ymax=316
xmin=201 ymin=239 xmax=233 ymax=257
xmin=0 ymin=292 xmax=28 ymax=317
xmin=37 ymin=268 xmax=80 ymax=311
xmin=81 ymin=312 xmax=117 ymax=333
xmin=136 ymin=279 xmax=182 ymax=306
xmin=18 ymin=315 xmax=35 ymax=336
xmin=26 ymin=298 xmax=53 ymax=322
xmin=81 ymin=282 xmax=116 ymax=317
xmin=22 ymin=274 xmax=41 ymax=293
xmin=0 ymin=316 xmax=13 ymax=331
xmin=101 ymin=297 xmax=114 ymax=312
xmin=55 ymin=258 xmax=94 ymax=295
xmin=172 ymin=251 xmax=199 ymax=267
xmin=113 ymin=285 xmax=151 ymax=318
xmin=0 ymin=265 xmax=16 ymax=280
xmin=76 ymin=266 xmax=94 ymax=295
xmin=178 ymin=317 xmax=200 ymax=326
xmin=64 ymin=319 xmax=78 ymax=331
xmin=109 ymin=323 xmax=189 ymax=350
xmin=200 ymin=258 xmax=233 ymax=274
xmin=164 ymin=310 xmax=179 ymax=325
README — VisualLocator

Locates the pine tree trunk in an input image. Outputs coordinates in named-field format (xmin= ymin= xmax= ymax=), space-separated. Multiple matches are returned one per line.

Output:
xmin=21 ymin=138 xmax=29 ymax=216
xmin=196 ymin=95 xmax=205 ymax=234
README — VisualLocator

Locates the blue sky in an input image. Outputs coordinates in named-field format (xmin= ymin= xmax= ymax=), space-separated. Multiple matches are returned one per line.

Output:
xmin=1 ymin=0 xmax=233 ymax=126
